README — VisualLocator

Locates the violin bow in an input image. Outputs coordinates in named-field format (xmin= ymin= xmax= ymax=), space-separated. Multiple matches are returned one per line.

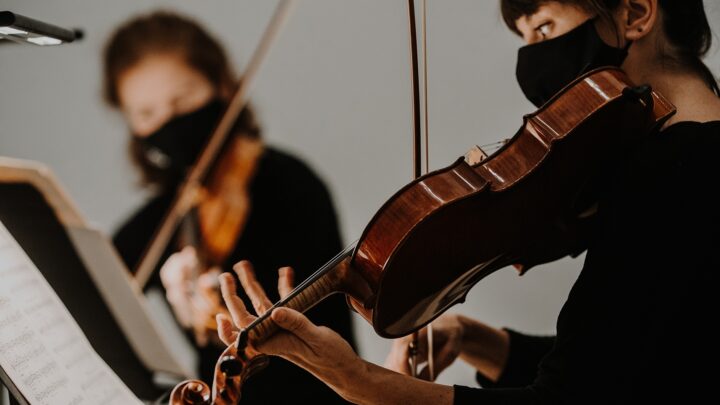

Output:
xmin=134 ymin=0 xmax=296 ymax=288
xmin=406 ymin=0 xmax=435 ymax=381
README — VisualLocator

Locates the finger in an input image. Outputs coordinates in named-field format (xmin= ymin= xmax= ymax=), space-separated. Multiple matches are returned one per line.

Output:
xmin=194 ymin=323 xmax=208 ymax=347
xmin=190 ymin=288 xmax=212 ymax=315
xmin=164 ymin=279 xmax=195 ymax=328
xmin=406 ymin=329 xmax=429 ymax=363
xmin=166 ymin=292 xmax=194 ymax=328
xmin=418 ymin=340 xmax=459 ymax=381
xmin=217 ymin=313 xmax=238 ymax=346
xmin=270 ymin=307 xmax=320 ymax=342
xmin=434 ymin=340 xmax=461 ymax=374
xmin=277 ymin=267 xmax=295 ymax=299
xmin=219 ymin=273 xmax=256 ymax=328
xmin=384 ymin=338 xmax=413 ymax=374
xmin=178 ymin=246 xmax=198 ymax=273
xmin=197 ymin=272 xmax=220 ymax=310
xmin=159 ymin=250 xmax=194 ymax=289
xmin=234 ymin=261 xmax=273 ymax=314
xmin=385 ymin=331 xmax=430 ymax=376
xmin=201 ymin=267 xmax=221 ymax=288
xmin=180 ymin=245 xmax=196 ymax=257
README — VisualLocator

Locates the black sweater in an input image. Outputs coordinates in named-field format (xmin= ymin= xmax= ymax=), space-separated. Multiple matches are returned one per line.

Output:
xmin=113 ymin=147 xmax=354 ymax=404
xmin=455 ymin=121 xmax=720 ymax=404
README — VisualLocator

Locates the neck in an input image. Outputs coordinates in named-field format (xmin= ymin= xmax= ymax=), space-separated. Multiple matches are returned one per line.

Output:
xmin=623 ymin=60 xmax=720 ymax=128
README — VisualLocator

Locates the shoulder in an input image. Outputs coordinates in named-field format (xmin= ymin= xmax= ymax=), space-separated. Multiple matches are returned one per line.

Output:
xmin=254 ymin=147 xmax=332 ymax=197
xmin=258 ymin=147 xmax=323 ymax=179
xmin=617 ymin=120 xmax=720 ymax=190
xmin=657 ymin=120 xmax=720 ymax=159
xmin=112 ymin=193 xmax=173 ymax=256
xmin=600 ymin=120 xmax=720 ymax=229
xmin=114 ymin=193 xmax=173 ymax=235
xmin=647 ymin=120 xmax=720 ymax=186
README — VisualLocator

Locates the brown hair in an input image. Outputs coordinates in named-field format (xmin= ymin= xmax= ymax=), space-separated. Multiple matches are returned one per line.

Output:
xmin=103 ymin=11 xmax=261 ymax=188
xmin=500 ymin=0 xmax=719 ymax=95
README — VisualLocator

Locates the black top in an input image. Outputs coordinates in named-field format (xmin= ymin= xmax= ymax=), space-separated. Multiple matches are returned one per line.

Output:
xmin=454 ymin=121 xmax=720 ymax=404
xmin=113 ymin=147 xmax=355 ymax=404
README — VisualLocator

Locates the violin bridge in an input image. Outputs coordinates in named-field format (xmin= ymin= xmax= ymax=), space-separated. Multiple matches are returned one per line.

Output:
xmin=464 ymin=145 xmax=488 ymax=165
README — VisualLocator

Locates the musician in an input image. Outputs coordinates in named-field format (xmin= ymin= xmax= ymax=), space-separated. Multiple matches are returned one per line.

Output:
xmin=103 ymin=11 xmax=354 ymax=404
xmin=216 ymin=0 xmax=720 ymax=403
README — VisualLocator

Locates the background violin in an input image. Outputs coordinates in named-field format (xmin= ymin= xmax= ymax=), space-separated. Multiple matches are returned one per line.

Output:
xmin=169 ymin=66 xmax=675 ymax=403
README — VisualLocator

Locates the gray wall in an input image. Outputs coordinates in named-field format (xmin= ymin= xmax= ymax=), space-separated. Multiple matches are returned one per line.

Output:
xmin=1 ymin=0 xmax=719 ymax=387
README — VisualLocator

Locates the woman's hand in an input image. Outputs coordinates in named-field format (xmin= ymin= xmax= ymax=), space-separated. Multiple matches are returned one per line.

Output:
xmin=216 ymin=260 xmax=454 ymax=405
xmin=385 ymin=314 xmax=510 ymax=383
xmin=215 ymin=261 xmax=364 ymax=397
xmin=159 ymin=246 xmax=225 ymax=347
xmin=384 ymin=313 xmax=465 ymax=380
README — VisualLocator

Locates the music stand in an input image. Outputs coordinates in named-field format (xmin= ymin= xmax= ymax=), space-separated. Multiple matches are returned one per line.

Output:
xmin=0 ymin=157 xmax=196 ymax=403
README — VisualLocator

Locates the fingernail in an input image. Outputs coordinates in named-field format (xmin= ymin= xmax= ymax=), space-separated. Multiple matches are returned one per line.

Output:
xmin=218 ymin=275 xmax=229 ymax=292
xmin=273 ymin=309 xmax=285 ymax=322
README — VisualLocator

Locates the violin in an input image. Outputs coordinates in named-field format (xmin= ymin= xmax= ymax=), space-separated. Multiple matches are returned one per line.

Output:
xmin=168 ymin=63 xmax=675 ymax=403
xmin=186 ymin=135 xmax=263 ymax=269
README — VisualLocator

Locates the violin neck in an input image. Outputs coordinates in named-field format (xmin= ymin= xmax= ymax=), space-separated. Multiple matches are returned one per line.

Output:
xmin=240 ymin=244 xmax=356 ymax=345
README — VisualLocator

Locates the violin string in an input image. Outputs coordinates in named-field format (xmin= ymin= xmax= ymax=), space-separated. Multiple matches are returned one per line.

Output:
xmin=479 ymin=140 xmax=506 ymax=148
xmin=475 ymin=142 xmax=502 ymax=153
xmin=240 ymin=240 xmax=357 ymax=337
xmin=276 ymin=241 xmax=356 ymax=301
xmin=470 ymin=140 xmax=506 ymax=159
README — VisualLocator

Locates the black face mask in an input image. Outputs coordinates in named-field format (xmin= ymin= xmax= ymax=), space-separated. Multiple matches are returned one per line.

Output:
xmin=516 ymin=18 xmax=630 ymax=107
xmin=139 ymin=98 xmax=225 ymax=175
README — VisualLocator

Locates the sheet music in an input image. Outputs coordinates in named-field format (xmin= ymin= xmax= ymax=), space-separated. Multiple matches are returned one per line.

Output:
xmin=0 ymin=221 xmax=142 ymax=405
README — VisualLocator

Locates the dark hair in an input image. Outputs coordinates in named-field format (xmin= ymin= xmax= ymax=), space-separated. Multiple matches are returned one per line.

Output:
xmin=103 ymin=11 xmax=261 ymax=188
xmin=500 ymin=0 xmax=719 ymax=95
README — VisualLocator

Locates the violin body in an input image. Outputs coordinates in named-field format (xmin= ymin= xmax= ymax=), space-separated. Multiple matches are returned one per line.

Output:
xmin=348 ymin=67 xmax=674 ymax=337
xmin=196 ymin=136 xmax=263 ymax=266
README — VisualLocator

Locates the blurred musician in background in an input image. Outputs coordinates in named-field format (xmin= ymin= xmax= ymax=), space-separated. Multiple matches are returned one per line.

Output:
xmin=103 ymin=11 xmax=354 ymax=404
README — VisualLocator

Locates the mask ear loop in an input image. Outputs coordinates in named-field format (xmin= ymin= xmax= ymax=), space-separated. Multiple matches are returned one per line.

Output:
xmin=622 ymin=39 xmax=633 ymax=53
xmin=580 ymin=17 xmax=633 ymax=75
xmin=602 ymin=14 xmax=634 ymax=54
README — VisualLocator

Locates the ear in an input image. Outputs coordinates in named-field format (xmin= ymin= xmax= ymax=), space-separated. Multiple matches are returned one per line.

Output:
xmin=621 ymin=0 xmax=658 ymax=41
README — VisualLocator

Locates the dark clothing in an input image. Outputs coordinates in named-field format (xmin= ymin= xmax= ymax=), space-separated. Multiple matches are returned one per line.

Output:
xmin=455 ymin=121 xmax=720 ymax=404
xmin=473 ymin=329 xmax=555 ymax=390
xmin=113 ymin=147 xmax=355 ymax=404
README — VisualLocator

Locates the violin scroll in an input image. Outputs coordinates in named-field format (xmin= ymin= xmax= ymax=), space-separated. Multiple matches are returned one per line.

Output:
xmin=169 ymin=380 xmax=211 ymax=405
xmin=169 ymin=342 xmax=272 ymax=405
